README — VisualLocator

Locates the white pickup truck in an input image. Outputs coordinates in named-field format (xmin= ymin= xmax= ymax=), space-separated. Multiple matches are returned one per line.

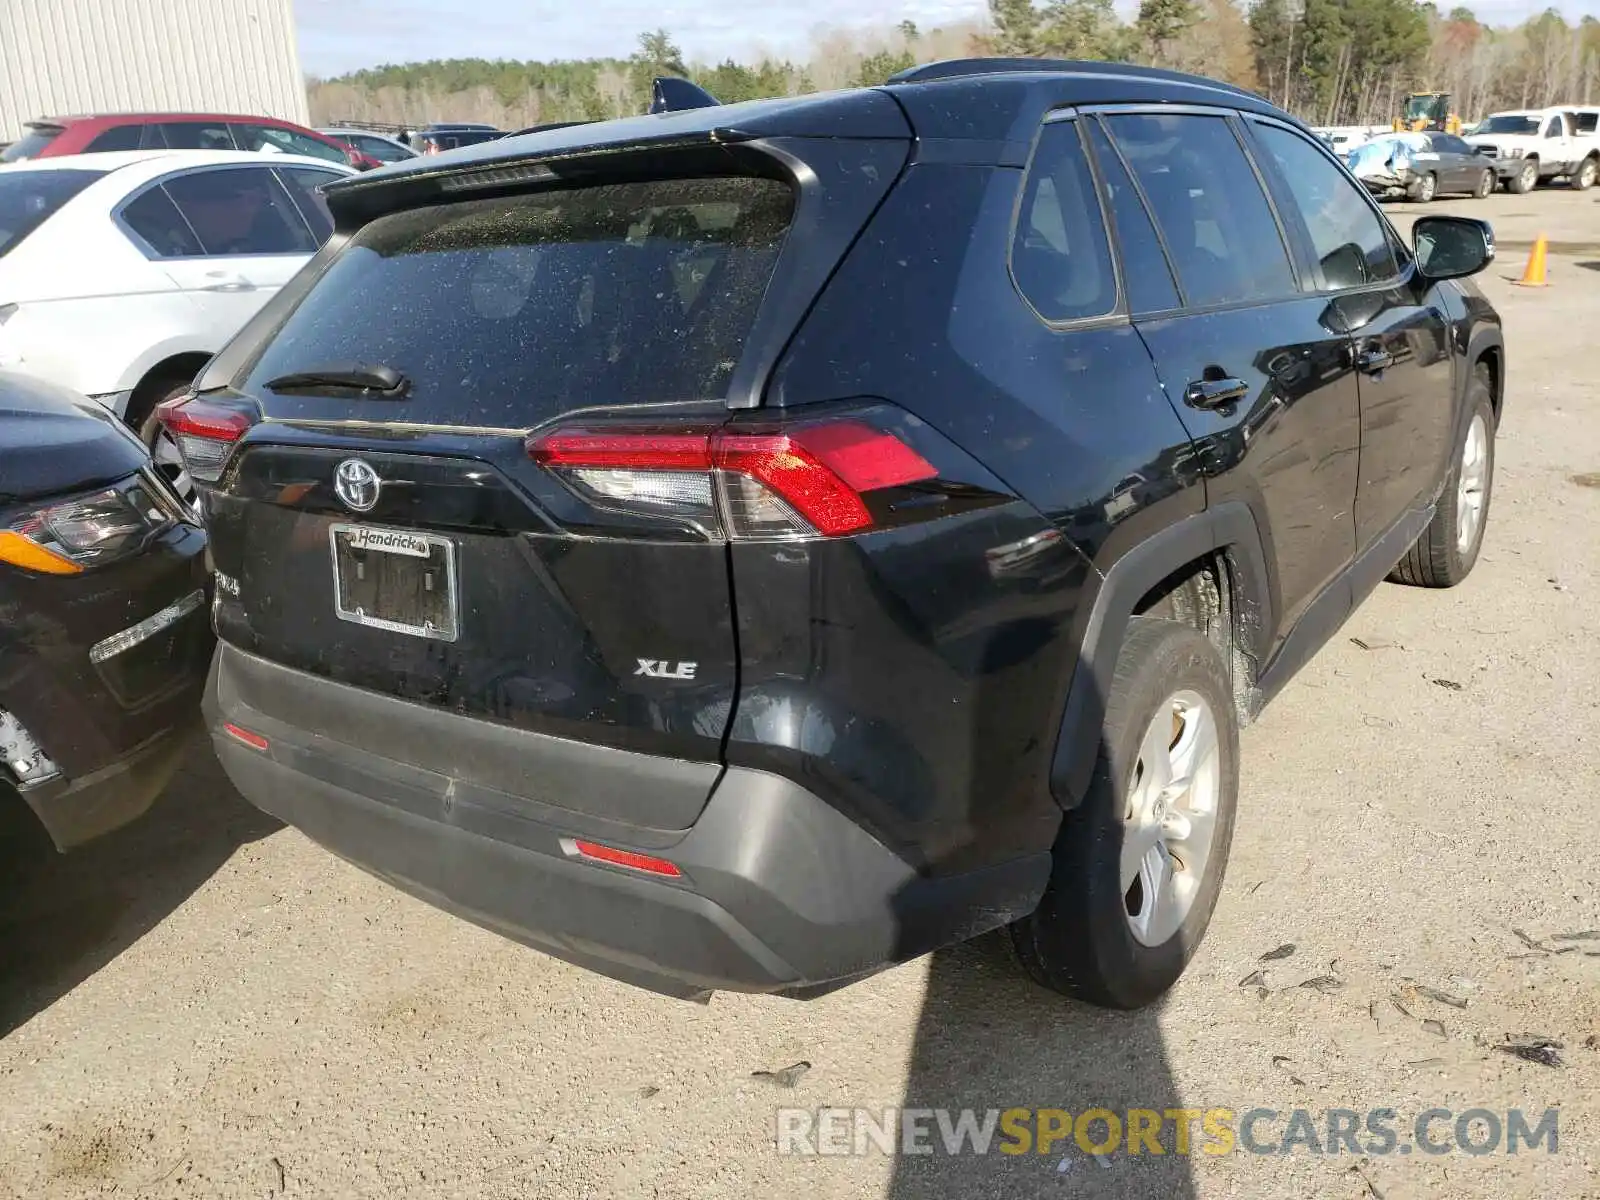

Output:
xmin=1465 ymin=107 xmax=1600 ymax=192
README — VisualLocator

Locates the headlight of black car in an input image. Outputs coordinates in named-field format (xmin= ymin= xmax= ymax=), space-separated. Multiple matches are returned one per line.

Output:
xmin=0 ymin=472 xmax=185 ymax=575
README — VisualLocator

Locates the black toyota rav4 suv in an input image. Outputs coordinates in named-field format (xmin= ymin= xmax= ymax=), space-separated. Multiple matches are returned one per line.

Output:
xmin=166 ymin=60 xmax=1504 ymax=1008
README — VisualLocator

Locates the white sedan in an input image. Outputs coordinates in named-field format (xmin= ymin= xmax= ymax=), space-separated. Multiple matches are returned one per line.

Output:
xmin=0 ymin=149 xmax=354 ymax=497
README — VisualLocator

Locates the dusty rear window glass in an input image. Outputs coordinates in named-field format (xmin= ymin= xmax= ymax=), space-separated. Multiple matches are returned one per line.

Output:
xmin=241 ymin=176 xmax=795 ymax=421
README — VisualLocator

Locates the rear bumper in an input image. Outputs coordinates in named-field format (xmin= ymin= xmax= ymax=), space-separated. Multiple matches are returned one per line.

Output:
xmin=206 ymin=644 xmax=1050 ymax=997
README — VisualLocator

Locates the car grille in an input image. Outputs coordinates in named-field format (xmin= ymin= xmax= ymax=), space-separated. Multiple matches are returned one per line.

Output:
xmin=1475 ymin=144 xmax=1498 ymax=157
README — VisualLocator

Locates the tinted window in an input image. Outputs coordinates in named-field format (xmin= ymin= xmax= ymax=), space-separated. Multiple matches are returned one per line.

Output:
xmin=1106 ymin=114 xmax=1295 ymax=308
xmin=1252 ymin=123 xmax=1397 ymax=289
xmin=277 ymin=167 xmax=340 ymax=242
xmin=1085 ymin=119 xmax=1179 ymax=314
xmin=236 ymin=124 xmax=347 ymax=164
xmin=158 ymin=121 xmax=236 ymax=151
xmin=120 ymin=186 xmax=204 ymax=257
xmin=1011 ymin=120 xmax=1117 ymax=322
xmin=1577 ymin=112 xmax=1598 ymax=135
xmin=350 ymin=134 xmax=411 ymax=162
xmin=0 ymin=129 xmax=61 ymax=162
xmin=1435 ymin=135 xmax=1474 ymax=155
xmin=1543 ymin=118 xmax=1562 ymax=138
xmin=241 ymin=176 xmax=794 ymax=424
xmin=162 ymin=167 xmax=316 ymax=255
xmin=0 ymin=169 xmax=101 ymax=256
xmin=85 ymin=124 xmax=143 ymax=152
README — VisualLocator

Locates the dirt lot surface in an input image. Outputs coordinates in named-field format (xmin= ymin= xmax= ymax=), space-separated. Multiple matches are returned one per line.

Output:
xmin=3 ymin=187 xmax=1598 ymax=1200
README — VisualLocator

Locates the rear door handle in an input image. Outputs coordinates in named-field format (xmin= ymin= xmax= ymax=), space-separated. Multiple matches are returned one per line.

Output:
xmin=1183 ymin=377 xmax=1249 ymax=410
xmin=202 ymin=271 xmax=253 ymax=293
xmin=1356 ymin=347 xmax=1394 ymax=374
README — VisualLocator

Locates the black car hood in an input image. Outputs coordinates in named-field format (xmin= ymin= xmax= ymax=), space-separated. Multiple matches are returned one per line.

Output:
xmin=0 ymin=371 xmax=148 ymax=504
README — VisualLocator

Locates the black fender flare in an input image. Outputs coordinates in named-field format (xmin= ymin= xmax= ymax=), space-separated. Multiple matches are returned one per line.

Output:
xmin=1463 ymin=325 xmax=1504 ymax=421
xmin=1049 ymin=502 xmax=1273 ymax=809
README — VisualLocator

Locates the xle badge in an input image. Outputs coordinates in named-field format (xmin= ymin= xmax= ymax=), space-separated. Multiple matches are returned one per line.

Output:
xmin=635 ymin=659 xmax=698 ymax=681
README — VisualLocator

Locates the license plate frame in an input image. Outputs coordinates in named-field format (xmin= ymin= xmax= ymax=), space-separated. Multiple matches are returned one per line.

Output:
xmin=329 ymin=523 xmax=459 ymax=642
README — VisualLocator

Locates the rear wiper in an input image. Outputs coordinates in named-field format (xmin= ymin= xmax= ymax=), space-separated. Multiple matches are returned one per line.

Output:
xmin=263 ymin=363 xmax=409 ymax=397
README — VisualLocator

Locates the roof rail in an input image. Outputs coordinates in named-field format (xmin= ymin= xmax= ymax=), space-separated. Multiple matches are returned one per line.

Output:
xmin=886 ymin=58 xmax=1256 ymax=98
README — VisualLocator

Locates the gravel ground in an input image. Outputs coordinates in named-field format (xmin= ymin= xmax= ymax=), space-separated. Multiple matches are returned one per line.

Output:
xmin=2 ymin=188 xmax=1598 ymax=1200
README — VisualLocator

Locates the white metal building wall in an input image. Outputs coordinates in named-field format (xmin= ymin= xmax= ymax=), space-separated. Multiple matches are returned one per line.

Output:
xmin=0 ymin=0 xmax=308 ymax=142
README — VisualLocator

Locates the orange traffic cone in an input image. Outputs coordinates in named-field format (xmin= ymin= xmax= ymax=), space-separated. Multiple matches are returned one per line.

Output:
xmin=1514 ymin=234 xmax=1549 ymax=287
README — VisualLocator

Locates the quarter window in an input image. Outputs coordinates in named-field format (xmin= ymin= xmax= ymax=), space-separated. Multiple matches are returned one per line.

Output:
xmin=1011 ymin=119 xmax=1117 ymax=322
xmin=1252 ymin=122 xmax=1398 ymax=289
xmin=1104 ymin=113 xmax=1296 ymax=308
xmin=235 ymin=124 xmax=347 ymax=164
xmin=120 ymin=186 xmax=204 ymax=257
xmin=85 ymin=125 xmax=143 ymax=153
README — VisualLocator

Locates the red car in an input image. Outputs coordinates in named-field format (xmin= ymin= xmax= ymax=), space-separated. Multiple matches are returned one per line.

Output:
xmin=0 ymin=113 xmax=381 ymax=170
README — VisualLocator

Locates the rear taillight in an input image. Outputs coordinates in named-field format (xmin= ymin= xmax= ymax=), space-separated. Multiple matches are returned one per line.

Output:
xmin=529 ymin=420 xmax=937 ymax=540
xmin=155 ymin=395 xmax=257 ymax=483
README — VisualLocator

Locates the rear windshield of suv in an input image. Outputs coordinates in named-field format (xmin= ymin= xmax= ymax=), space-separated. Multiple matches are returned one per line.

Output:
xmin=0 ymin=169 xmax=102 ymax=256
xmin=241 ymin=175 xmax=795 ymax=422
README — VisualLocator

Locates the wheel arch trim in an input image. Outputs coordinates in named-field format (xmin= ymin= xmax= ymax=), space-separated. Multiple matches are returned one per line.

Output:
xmin=1050 ymin=502 xmax=1271 ymax=809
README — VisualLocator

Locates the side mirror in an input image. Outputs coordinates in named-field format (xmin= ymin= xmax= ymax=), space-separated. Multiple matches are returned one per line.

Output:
xmin=1413 ymin=216 xmax=1494 ymax=281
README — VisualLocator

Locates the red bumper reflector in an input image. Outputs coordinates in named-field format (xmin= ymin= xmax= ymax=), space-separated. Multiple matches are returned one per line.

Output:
xmin=223 ymin=722 xmax=269 ymax=751
xmin=570 ymin=839 xmax=683 ymax=877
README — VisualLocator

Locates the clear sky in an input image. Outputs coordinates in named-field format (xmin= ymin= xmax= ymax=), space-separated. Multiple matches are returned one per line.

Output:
xmin=295 ymin=0 xmax=1600 ymax=78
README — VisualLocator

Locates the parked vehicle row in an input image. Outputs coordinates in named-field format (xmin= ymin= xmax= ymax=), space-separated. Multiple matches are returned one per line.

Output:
xmin=149 ymin=60 xmax=1505 ymax=1011
xmin=1 ymin=112 xmax=380 ymax=171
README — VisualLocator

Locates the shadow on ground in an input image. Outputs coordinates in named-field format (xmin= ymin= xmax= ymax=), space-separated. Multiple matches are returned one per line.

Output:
xmin=887 ymin=933 xmax=1194 ymax=1200
xmin=0 ymin=739 xmax=279 ymax=1037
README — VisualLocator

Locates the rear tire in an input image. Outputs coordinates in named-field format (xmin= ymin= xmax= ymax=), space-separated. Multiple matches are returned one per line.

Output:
xmin=1572 ymin=156 xmax=1598 ymax=190
xmin=1010 ymin=618 xmax=1239 ymax=1009
xmin=1389 ymin=368 xmax=1495 ymax=588
xmin=1474 ymin=168 xmax=1495 ymax=199
xmin=1508 ymin=159 xmax=1538 ymax=194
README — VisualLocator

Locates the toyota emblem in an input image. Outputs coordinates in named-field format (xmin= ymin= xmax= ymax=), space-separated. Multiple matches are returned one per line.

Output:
xmin=334 ymin=458 xmax=382 ymax=512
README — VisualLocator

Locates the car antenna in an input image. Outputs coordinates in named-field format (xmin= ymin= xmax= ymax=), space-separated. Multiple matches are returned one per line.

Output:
xmin=649 ymin=77 xmax=721 ymax=114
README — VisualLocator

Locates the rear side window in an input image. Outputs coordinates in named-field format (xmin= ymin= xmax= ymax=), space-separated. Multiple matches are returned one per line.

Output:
xmin=1012 ymin=119 xmax=1117 ymax=322
xmin=1251 ymin=123 xmax=1397 ymax=289
xmin=276 ymin=167 xmax=340 ymax=242
xmin=1084 ymin=119 xmax=1179 ymax=314
xmin=86 ymin=124 xmax=143 ymax=152
xmin=1104 ymin=113 xmax=1296 ymax=308
xmin=120 ymin=186 xmax=205 ymax=257
xmin=1577 ymin=112 xmax=1598 ymax=135
xmin=161 ymin=167 xmax=317 ymax=255
xmin=241 ymin=176 xmax=795 ymax=419
xmin=158 ymin=121 xmax=236 ymax=151
xmin=0 ymin=169 xmax=101 ymax=256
